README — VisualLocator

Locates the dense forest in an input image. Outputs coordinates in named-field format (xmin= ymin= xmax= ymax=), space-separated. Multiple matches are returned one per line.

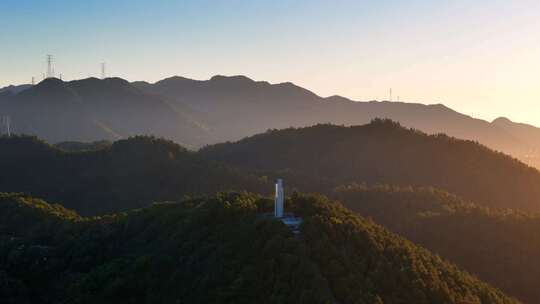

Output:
xmin=5 ymin=119 xmax=540 ymax=216
xmin=0 ymin=135 xmax=266 ymax=215
xmin=3 ymin=121 xmax=540 ymax=302
xmin=5 ymin=120 xmax=540 ymax=215
xmin=201 ymin=119 xmax=540 ymax=212
xmin=334 ymin=184 xmax=540 ymax=303
xmin=0 ymin=192 xmax=518 ymax=304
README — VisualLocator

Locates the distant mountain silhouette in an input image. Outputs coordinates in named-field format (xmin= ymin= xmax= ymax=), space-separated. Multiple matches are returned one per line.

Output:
xmin=2 ymin=75 xmax=540 ymax=166
xmin=0 ymin=78 xmax=208 ymax=147
xmin=491 ymin=117 xmax=540 ymax=165
xmin=0 ymin=84 xmax=32 ymax=95
xmin=133 ymin=75 xmax=540 ymax=165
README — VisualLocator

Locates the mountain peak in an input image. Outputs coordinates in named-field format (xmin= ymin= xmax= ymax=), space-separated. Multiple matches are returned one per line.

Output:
xmin=36 ymin=77 xmax=65 ymax=89
xmin=66 ymin=77 xmax=135 ymax=93
xmin=103 ymin=77 xmax=131 ymax=87
xmin=155 ymin=75 xmax=197 ymax=85
xmin=23 ymin=78 xmax=70 ymax=97
xmin=210 ymin=75 xmax=254 ymax=83
xmin=325 ymin=95 xmax=353 ymax=103
xmin=492 ymin=117 xmax=513 ymax=125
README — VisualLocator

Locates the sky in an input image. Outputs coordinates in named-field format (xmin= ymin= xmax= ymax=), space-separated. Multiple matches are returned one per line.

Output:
xmin=1 ymin=0 xmax=540 ymax=125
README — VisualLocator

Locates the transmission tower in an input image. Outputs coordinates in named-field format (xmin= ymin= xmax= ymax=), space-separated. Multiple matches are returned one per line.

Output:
xmin=101 ymin=62 xmax=106 ymax=79
xmin=46 ymin=55 xmax=54 ymax=78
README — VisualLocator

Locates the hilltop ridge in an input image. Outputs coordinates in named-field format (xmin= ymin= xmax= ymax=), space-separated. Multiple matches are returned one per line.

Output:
xmin=201 ymin=119 xmax=540 ymax=212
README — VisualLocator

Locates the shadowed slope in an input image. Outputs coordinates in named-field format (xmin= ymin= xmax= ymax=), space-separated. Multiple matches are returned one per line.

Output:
xmin=0 ymin=135 xmax=266 ymax=215
xmin=201 ymin=119 xmax=540 ymax=212
xmin=335 ymin=185 xmax=540 ymax=303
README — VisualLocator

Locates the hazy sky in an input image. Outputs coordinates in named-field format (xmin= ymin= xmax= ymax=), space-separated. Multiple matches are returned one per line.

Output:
xmin=1 ymin=0 xmax=539 ymax=125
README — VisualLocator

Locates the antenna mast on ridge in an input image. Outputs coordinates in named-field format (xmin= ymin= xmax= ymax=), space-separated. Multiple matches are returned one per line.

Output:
xmin=46 ymin=55 xmax=54 ymax=78
xmin=101 ymin=62 xmax=106 ymax=79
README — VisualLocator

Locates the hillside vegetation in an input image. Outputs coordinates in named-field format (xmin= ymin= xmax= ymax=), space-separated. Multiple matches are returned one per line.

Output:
xmin=5 ymin=119 xmax=540 ymax=215
xmin=0 ymin=192 xmax=518 ymax=304
xmin=335 ymin=185 xmax=540 ymax=303
xmin=201 ymin=119 xmax=540 ymax=212
xmin=0 ymin=135 xmax=265 ymax=215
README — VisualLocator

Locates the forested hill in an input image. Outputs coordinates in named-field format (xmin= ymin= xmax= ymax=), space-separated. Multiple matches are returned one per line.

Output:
xmin=0 ymin=135 xmax=266 ymax=215
xmin=5 ymin=119 xmax=540 ymax=215
xmin=0 ymin=192 xmax=519 ymax=304
xmin=201 ymin=119 xmax=540 ymax=212
xmin=335 ymin=185 xmax=540 ymax=303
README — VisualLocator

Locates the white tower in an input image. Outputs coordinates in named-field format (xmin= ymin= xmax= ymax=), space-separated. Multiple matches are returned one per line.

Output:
xmin=274 ymin=179 xmax=284 ymax=218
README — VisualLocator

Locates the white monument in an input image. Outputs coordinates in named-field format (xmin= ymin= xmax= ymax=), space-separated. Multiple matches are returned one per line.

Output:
xmin=270 ymin=179 xmax=303 ymax=234
xmin=274 ymin=179 xmax=284 ymax=218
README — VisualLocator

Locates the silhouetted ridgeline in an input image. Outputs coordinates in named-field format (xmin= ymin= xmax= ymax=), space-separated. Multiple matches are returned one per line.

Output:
xmin=3 ymin=76 xmax=540 ymax=167
xmin=0 ymin=84 xmax=32 ymax=95
xmin=134 ymin=75 xmax=540 ymax=168
xmin=0 ymin=135 xmax=266 ymax=215
xmin=0 ymin=77 xmax=209 ymax=147
xmin=0 ymin=192 xmax=519 ymax=304
xmin=335 ymin=184 xmax=540 ymax=303
xmin=201 ymin=119 xmax=540 ymax=212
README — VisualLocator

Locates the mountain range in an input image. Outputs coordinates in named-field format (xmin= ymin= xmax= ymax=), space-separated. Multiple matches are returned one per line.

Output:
xmin=5 ymin=120 xmax=540 ymax=216
xmin=3 ymin=120 xmax=540 ymax=302
xmin=2 ymin=75 xmax=540 ymax=167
